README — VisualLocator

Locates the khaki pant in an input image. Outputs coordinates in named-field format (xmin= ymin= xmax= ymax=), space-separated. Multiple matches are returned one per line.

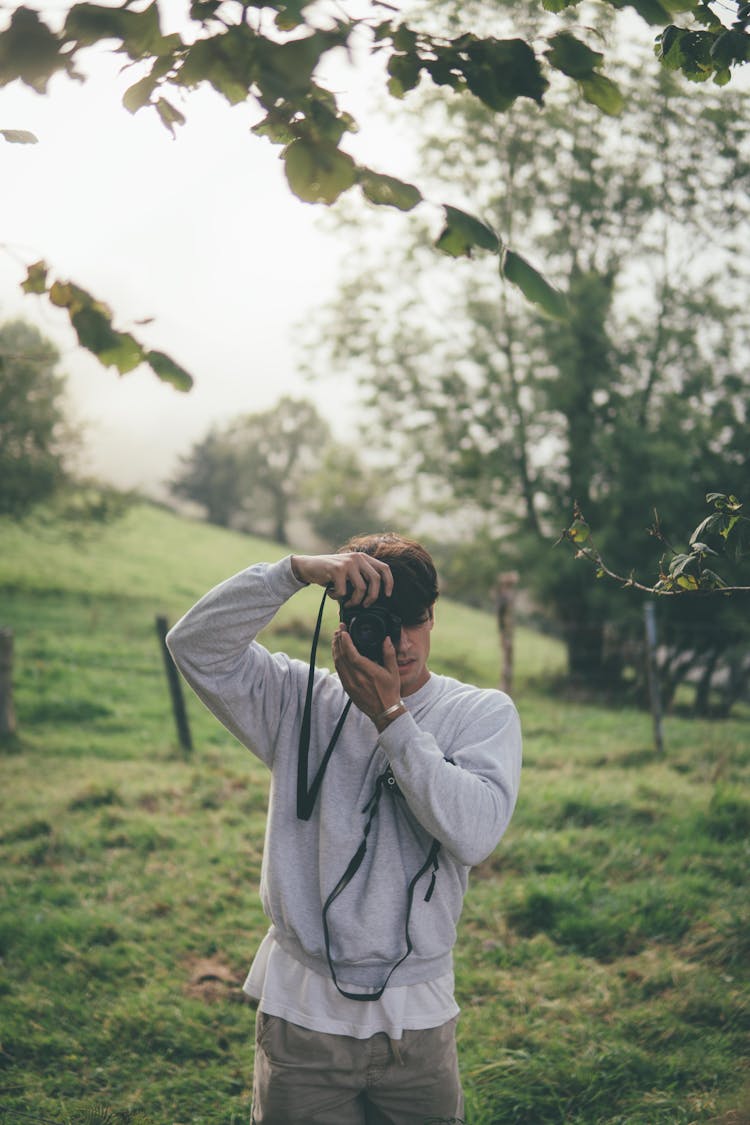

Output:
xmin=251 ymin=1010 xmax=465 ymax=1125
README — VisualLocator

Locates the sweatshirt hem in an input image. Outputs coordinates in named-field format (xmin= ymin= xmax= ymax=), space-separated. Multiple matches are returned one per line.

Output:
xmin=270 ymin=926 xmax=454 ymax=990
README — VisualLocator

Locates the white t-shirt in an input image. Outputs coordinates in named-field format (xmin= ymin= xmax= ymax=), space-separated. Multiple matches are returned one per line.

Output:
xmin=244 ymin=931 xmax=459 ymax=1041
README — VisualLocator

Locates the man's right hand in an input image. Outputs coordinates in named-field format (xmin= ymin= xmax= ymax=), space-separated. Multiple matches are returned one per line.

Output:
xmin=290 ymin=553 xmax=394 ymax=607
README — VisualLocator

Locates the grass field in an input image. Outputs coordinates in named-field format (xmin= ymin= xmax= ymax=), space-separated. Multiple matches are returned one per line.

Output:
xmin=1 ymin=504 xmax=748 ymax=1125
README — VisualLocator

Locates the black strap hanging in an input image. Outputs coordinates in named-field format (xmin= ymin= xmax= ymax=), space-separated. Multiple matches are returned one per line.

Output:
xmin=321 ymin=767 xmax=442 ymax=1002
xmin=297 ymin=587 xmax=352 ymax=821
xmin=296 ymin=589 xmax=442 ymax=1000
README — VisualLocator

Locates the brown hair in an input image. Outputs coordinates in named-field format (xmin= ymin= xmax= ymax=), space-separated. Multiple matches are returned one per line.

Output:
xmin=338 ymin=532 xmax=439 ymax=622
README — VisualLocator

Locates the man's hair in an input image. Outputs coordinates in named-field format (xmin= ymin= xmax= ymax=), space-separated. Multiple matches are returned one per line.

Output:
xmin=337 ymin=533 xmax=439 ymax=622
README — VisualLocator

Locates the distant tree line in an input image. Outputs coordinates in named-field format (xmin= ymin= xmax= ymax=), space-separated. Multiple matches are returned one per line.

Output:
xmin=170 ymin=395 xmax=382 ymax=549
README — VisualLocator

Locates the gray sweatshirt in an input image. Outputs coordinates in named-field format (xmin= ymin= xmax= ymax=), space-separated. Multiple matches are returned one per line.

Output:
xmin=167 ymin=557 xmax=522 ymax=992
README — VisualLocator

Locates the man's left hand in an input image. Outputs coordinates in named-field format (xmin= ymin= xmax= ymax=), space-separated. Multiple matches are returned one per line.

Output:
xmin=332 ymin=625 xmax=403 ymax=730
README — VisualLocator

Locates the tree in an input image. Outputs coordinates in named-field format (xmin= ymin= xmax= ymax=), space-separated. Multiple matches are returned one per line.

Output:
xmin=172 ymin=396 xmax=330 ymax=543
xmin=3 ymin=0 xmax=750 ymax=369
xmin=0 ymin=319 xmax=73 ymax=517
xmin=301 ymin=442 xmax=383 ymax=548
xmin=170 ymin=426 xmax=244 ymax=529
xmin=312 ymin=23 xmax=750 ymax=693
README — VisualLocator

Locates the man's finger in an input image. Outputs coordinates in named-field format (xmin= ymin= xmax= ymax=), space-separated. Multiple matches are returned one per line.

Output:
xmin=382 ymin=636 xmax=399 ymax=675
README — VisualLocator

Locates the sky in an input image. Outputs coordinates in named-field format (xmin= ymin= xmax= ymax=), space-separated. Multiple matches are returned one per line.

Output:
xmin=1 ymin=1 xmax=416 ymax=495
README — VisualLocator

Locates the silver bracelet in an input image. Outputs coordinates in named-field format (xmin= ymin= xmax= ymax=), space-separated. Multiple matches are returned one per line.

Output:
xmin=376 ymin=700 xmax=406 ymax=722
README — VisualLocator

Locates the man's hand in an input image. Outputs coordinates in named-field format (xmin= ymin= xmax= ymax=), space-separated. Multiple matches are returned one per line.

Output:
xmin=291 ymin=552 xmax=393 ymax=607
xmin=332 ymin=624 xmax=404 ymax=730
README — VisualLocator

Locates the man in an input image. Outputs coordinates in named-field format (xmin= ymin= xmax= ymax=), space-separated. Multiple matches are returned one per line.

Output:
xmin=167 ymin=533 xmax=522 ymax=1125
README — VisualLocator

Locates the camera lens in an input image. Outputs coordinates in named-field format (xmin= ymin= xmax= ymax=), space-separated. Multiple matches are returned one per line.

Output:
xmin=340 ymin=603 xmax=401 ymax=665
xmin=351 ymin=614 xmax=386 ymax=661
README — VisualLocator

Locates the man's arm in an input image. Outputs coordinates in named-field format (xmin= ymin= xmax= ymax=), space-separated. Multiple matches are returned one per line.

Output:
xmin=166 ymin=552 xmax=397 ymax=763
xmin=290 ymin=552 xmax=394 ymax=606
xmin=331 ymin=625 xmax=522 ymax=865
xmin=166 ymin=558 xmax=309 ymax=764
xmin=377 ymin=702 xmax=522 ymax=867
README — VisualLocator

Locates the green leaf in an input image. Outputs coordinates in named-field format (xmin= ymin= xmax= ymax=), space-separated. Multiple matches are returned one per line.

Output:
xmin=424 ymin=55 xmax=462 ymax=89
xmin=179 ymin=28 xmax=257 ymax=105
xmin=462 ymin=37 xmax=548 ymax=111
xmin=541 ymin=0 xmax=581 ymax=10
xmin=0 ymin=128 xmax=38 ymax=143
xmin=123 ymin=75 xmax=156 ymax=114
xmin=252 ymin=114 xmax=295 ymax=145
xmin=501 ymin=249 xmax=568 ymax=319
xmin=669 ymin=552 xmax=695 ymax=577
xmin=258 ymin=30 xmax=344 ymax=101
xmin=693 ymin=3 xmax=723 ymax=30
xmin=545 ymin=32 xmax=603 ymax=79
xmin=710 ymin=28 xmax=750 ymax=68
xmin=275 ymin=9 xmax=304 ymax=31
xmin=690 ymin=513 xmax=722 ymax=542
xmin=358 ymin=169 xmax=422 ymax=211
xmin=146 ymin=349 xmax=194 ymax=391
xmin=373 ymin=21 xmax=393 ymax=43
xmin=67 ymin=304 xmax=137 ymax=372
xmin=0 ymin=6 xmax=70 ymax=94
xmin=19 ymin=262 xmax=192 ymax=388
xmin=658 ymin=27 xmax=716 ymax=80
xmin=283 ymin=139 xmax=357 ymax=205
xmin=707 ymin=492 xmax=742 ymax=511
xmin=21 ymin=260 xmax=49 ymax=294
xmin=568 ymin=518 xmax=590 ymax=544
xmin=386 ymin=52 xmax=422 ymax=98
xmin=308 ymin=93 xmax=356 ymax=145
xmin=65 ymin=2 xmax=179 ymax=61
xmin=700 ymin=568 xmax=728 ymax=588
xmin=190 ymin=1 xmax=222 ymax=19
xmin=661 ymin=0 xmax=701 ymax=11
xmin=48 ymin=279 xmax=79 ymax=309
xmin=628 ymin=0 xmax=672 ymax=26
xmin=156 ymin=96 xmax=186 ymax=136
xmin=393 ymin=25 xmax=419 ymax=53
xmin=435 ymin=205 xmax=500 ymax=258
xmin=579 ymin=73 xmax=625 ymax=115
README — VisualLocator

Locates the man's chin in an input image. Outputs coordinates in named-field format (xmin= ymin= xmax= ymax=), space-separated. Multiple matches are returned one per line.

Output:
xmin=398 ymin=664 xmax=427 ymax=695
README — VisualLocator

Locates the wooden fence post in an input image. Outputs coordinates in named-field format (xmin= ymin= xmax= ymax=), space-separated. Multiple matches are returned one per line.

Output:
xmin=0 ymin=627 xmax=17 ymax=738
xmin=644 ymin=601 xmax=665 ymax=755
xmin=494 ymin=571 xmax=519 ymax=695
xmin=155 ymin=615 xmax=193 ymax=756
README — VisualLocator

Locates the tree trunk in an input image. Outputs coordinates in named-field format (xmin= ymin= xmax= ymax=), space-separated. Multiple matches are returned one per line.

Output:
xmin=494 ymin=572 xmax=519 ymax=694
xmin=694 ymin=648 xmax=719 ymax=717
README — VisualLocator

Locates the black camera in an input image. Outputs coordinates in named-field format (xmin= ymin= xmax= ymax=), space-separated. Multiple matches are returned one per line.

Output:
xmin=340 ymin=602 xmax=402 ymax=665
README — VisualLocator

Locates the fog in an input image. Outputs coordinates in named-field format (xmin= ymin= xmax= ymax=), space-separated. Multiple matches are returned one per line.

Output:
xmin=1 ymin=4 xmax=416 ymax=495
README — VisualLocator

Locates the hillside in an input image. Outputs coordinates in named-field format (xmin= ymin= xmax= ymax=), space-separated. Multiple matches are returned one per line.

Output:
xmin=0 ymin=504 xmax=748 ymax=1124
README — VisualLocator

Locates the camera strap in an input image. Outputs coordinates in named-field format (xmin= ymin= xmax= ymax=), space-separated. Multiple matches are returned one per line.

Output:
xmin=322 ymin=766 xmax=442 ymax=1001
xmin=296 ymin=588 xmax=442 ymax=1000
xmin=297 ymin=587 xmax=352 ymax=821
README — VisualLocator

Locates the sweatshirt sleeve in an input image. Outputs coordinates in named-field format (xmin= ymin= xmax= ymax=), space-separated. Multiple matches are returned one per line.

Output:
xmin=377 ymin=692 xmax=521 ymax=867
xmin=165 ymin=557 xmax=309 ymax=766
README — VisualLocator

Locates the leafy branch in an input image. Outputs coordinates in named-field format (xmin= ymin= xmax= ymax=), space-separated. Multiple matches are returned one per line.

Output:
xmin=3 ymin=0 xmax=748 ymax=379
xmin=558 ymin=493 xmax=750 ymax=595
xmin=20 ymin=260 xmax=193 ymax=389
xmin=0 ymin=1 xmax=638 ymax=330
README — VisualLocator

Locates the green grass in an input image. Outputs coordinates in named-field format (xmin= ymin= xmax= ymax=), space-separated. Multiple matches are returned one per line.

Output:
xmin=1 ymin=504 xmax=748 ymax=1124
